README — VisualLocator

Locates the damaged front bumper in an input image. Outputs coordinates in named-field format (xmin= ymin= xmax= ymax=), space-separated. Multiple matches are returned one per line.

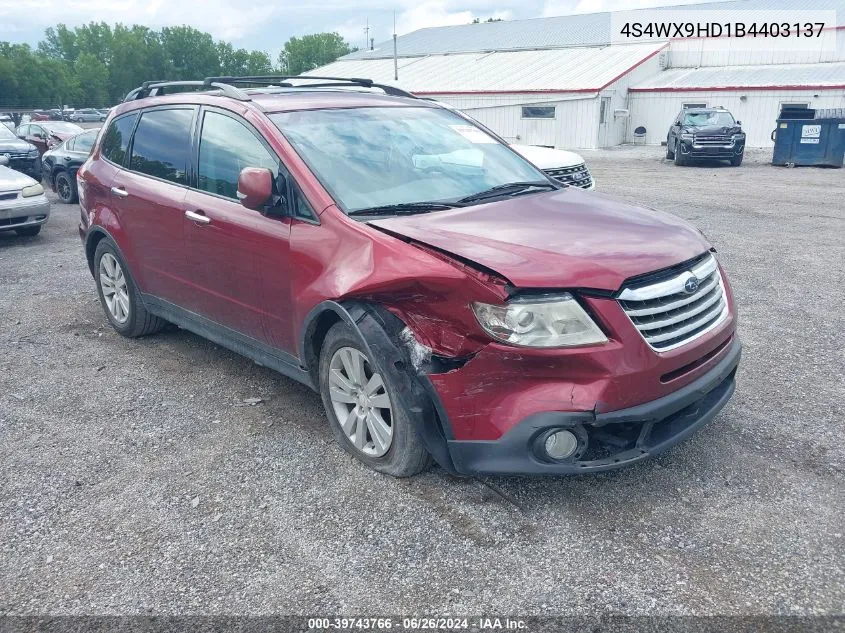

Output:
xmin=444 ymin=338 xmax=741 ymax=475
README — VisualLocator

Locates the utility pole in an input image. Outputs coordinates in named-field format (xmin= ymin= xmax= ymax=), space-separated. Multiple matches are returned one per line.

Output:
xmin=393 ymin=11 xmax=398 ymax=81
xmin=364 ymin=19 xmax=369 ymax=51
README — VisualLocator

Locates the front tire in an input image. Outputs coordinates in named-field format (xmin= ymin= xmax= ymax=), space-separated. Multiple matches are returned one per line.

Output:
xmin=94 ymin=239 xmax=166 ymax=338
xmin=673 ymin=141 xmax=687 ymax=166
xmin=55 ymin=171 xmax=77 ymax=203
xmin=665 ymin=138 xmax=675 ymax=159
xmin=318 ymin=321 xmax=431 ymax=477
xmin=730 ymin=152 xmax=744 ymax=167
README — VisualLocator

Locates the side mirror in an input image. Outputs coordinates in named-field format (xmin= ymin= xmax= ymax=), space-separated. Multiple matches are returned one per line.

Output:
xmin=237 ymin=167 xmax=274 ymax=211
xmin=736 ymin=120 xmax=742 ymax=126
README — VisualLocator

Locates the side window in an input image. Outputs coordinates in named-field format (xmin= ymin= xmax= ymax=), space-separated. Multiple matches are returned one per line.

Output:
xmin=74 ymin=131 xmax=97 ymax=154
xmin=197 ymin=111 xmax=278 ymax=200
xmin=65 ymin=138 xmax=76 ymax=151
xmin=129 ymin=109 xmax=194 ymax=185
xmin=292 ymin=185 xmax=317 ymax=222
xmin=101 ymin=113 xmax=138 ymax=166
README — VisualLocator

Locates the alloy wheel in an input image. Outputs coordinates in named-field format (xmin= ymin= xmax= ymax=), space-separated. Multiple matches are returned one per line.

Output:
xmin=328 ymin=346 xmax=394 ymax=457
xmin=57 ymin=177 xmax=72 ymax=202
xmin=99 ymin=253 xmax=130 ymax=324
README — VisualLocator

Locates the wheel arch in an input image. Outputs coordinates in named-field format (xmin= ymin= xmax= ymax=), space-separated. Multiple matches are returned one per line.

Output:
xmin=301 ymin=300 xmax=459 ymax=474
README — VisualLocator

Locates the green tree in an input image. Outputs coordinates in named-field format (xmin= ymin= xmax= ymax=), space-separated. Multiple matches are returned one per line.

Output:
xmin=278 ymin=32 xmax=355 ymax=75
xmin=160 ymin=26 xmax=220 ymax=80
xmin=74 ymin=52 xmax=109 ymax=106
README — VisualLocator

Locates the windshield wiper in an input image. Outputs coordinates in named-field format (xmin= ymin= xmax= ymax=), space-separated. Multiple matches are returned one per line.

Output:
xmin=456 ymin=181 xmax=557 ymax=205
xmin=349 ymin=202 xmax=460 ymax=217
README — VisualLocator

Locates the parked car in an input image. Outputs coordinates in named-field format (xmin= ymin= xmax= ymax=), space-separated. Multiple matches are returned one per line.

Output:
xmin=1 ymin=114 xmax=15 ymax=131
xmin=42 ymin=128 xmax=99 ymax=203
xmin=666 ymin=107 xmax=746 ymax=166
xmin=78 ymin=76 xmax=740 ymax=478
xmin=30 ymin=111 xmax=50 ymax=122
xmin=511 ymin=144 xmax=595 ymax=190
xmin=0 ymin=155 xmax=50 ymax=236
xmin=48 ymin=109 xmax=63 ymax=121
xmin=0 ymin=124 xmax=41 ymax=179
xmin=70 ymin=108 xmax=106 ymax=122
xmin=15 ymin=121 xmax=84 ymax=156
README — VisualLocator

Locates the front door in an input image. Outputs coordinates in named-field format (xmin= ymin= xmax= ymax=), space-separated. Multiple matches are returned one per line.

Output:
xmin=182 ymin=108 xmax=295 ymax=352
xmin=25 ymin=124 xmax=48 ymax=155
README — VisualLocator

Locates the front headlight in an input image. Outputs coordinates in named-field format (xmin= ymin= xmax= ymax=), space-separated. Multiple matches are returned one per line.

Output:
xmin=27 ymin=149 xmax=39 ymax=158
xmin=472 ymin=294 xmax=608 ymax=348
xmin=22 ymin=183 xmax=44 ymax=198
xmin=680 ymin=132 xmax=694 ymax=140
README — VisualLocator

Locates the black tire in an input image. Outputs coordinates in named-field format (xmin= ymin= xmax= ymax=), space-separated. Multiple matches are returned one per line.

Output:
xmin=730 ymin=152 xmax=744 ymax=167
xmin=93 ymin=239 xmax=166 ymax=338
xmin=15 ymin=226 xmax=41 ymax=236
xmin=673 ymin=141 xmax=687 ymax=166
xmin=55 ymin=171 xmax=77 ymax=203
xmin=665 ymin=138 xmax=675 ymax=159
xmin=318 ymin=321 xmax=432 ymax=477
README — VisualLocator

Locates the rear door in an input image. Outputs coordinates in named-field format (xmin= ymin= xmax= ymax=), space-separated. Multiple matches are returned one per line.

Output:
xmin=182 ymin=107 xmax=295 ymax=351
xmin=110 ymin=106 xmax=197 ymax=303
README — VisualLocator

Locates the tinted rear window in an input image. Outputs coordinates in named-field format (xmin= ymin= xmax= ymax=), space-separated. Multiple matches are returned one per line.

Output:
xmin=101 ymin=114 xmax=138 ymax=165
xmin=74 ymin=131 xmax=99 ymax=154
xmin=129 ymin=108 xmax=194 ymax=185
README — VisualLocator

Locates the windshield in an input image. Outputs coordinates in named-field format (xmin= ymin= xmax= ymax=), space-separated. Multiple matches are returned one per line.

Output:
xmin=682 ymin=111 xmax=735 ymax=127
xmin=44 ymin=122 xmax=84 ymax=134
xmin=0 ymin=126 xmax=16 ymax=140
xmin=270 ymin=106 xmax=548 ymax=213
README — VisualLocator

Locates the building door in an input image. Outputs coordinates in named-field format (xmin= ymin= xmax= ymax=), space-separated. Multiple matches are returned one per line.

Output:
xmin=598 ymin=97 xmax=612 ymax=147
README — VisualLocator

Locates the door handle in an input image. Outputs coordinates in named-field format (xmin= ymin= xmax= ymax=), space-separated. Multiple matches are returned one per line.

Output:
xmin=110 ymin=186 xmax=128 ymax=198
xmin=184 ymin=210 xmax=211 ymax=225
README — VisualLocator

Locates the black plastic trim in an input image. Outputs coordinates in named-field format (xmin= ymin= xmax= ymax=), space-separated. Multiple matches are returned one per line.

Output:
xmin=141 ymin=294 xmax=314 ymax=389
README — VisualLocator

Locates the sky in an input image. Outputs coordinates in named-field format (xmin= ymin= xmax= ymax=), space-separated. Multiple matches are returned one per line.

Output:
xmin=0 ymin=0 xmax=709 ymax=61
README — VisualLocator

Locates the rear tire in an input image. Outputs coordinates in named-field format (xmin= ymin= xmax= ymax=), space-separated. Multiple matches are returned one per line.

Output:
xmin=55 ymin=171 xmax=77 ymax=203
xmin=94 ymin=239 xmax=166 ymax=338
xmin=318 ymin=321 xmax=432 ymax=477
xmin=15 ymin=226 xmax=41 ymax=237
xmin=730 ymin=152 xmax=744 ymax=167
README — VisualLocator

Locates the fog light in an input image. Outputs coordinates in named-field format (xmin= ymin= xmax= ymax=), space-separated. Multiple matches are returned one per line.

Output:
xmin=544 ymin=429 xmax=578 ymax=460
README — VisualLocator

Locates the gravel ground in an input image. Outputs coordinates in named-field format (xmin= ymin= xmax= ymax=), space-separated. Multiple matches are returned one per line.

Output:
xmin=0 ymin=146 xmax=843 ymax=617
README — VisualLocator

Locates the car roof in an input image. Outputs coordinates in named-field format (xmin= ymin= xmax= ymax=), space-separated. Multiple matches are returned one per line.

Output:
xmin=113 ymin=88 xmax=438 ymax=118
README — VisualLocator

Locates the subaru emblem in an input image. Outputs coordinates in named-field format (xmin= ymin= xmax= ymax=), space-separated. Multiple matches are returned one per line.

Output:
xmin=684 ymin=275 xmax=700 ymax=294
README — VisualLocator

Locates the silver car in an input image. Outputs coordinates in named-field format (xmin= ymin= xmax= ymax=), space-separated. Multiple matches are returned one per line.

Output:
xmin=0 ymin=157 xmax=50 ymax=236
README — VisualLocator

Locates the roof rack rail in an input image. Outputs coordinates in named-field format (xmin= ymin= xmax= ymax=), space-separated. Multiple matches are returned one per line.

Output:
xmin=123 ymin=75 xmax=417 ymax=103
xmin=203 ymin=75 xmax=418 ymax=99
xmin=123 ymin=80 xmax=250 ymax=102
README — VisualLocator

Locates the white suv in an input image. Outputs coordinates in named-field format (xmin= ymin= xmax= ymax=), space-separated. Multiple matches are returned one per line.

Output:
xmin=511 ymin=144 xmax=595 ymax=190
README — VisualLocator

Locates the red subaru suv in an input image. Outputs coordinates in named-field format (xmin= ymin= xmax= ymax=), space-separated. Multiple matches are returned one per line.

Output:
xmin=77 ymin=77 xmax=740 ymax=477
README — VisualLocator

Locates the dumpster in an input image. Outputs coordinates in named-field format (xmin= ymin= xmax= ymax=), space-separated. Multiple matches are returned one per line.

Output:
xmin=771 ymin=107 xmax=845 ymax=168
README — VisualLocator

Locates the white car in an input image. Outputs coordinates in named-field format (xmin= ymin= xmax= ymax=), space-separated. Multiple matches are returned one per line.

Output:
xmin=510 ymin=144 xmax=595 ymax=190
xmin=1 ymin=114 xmax=15 ymax=131
xmin=0 ymin=157 xmax=50 ymax=237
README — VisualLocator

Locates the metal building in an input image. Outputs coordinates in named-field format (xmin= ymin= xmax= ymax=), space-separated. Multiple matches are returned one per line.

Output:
xmin=309 ymin=0 xmax=845 ymax=150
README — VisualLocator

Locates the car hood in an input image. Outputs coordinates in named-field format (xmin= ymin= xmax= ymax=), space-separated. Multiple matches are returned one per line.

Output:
xmin=369 ymin=188 xmax=711 ymax=291
xmin=0 ymin=138 xmax=36 ymax=153
xmin=0 ymin=165 xmax=37 ymax=191
xmin=681 ymin=125 xmax=743 ymax=135
xmin=510 ymin=144 xmax=585 ymax=169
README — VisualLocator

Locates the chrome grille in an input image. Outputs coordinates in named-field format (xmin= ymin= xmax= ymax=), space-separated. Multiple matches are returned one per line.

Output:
xmin=618 ymin=254 xmax=728 ymax=352
xmin=693 ymin=135 xmax=731 ymax=145
xmin=3 ymin=151 xmax=30 ymax=159
xmin=544 ymin=163 xmax=593 ymax=189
